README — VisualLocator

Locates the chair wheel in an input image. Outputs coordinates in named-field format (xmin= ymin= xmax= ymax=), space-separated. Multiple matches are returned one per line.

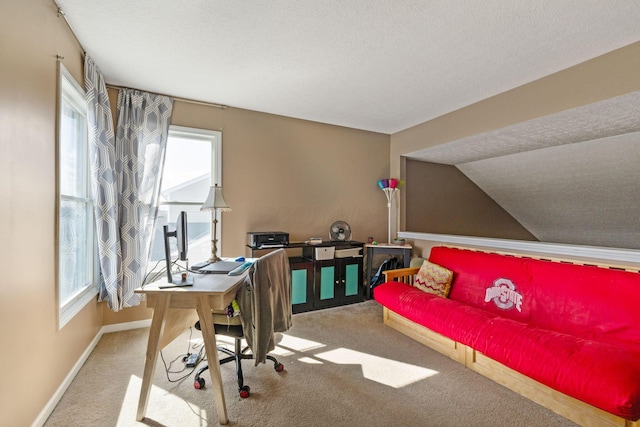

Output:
xmin=274 ymin=362 xmax=284 ymax=372
xmin=239 ymin=385 xmax=250 ymax=398
xmin=194 ymin=377 xmax=205 ymax=389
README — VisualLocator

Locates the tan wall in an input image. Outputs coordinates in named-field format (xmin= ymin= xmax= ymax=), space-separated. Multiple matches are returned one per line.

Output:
xmin=405 ymin=160 xmax=536 ymax=240
xmin=106 ymin=98 xmax=390 ymax=324
xmin=3 ymin=2 xmax=390 ymax=424
xmin=172 ymin=103 xmax=390 ymax=249
xmin=391 ymin=41 xmax=640 ymax=245
xmin=0 ymin=1 xmax=102 ymax=426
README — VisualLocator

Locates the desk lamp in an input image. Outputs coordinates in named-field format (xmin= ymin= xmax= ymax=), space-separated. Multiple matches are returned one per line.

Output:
xmin=201 ymin=184 xmax=231 ymax=263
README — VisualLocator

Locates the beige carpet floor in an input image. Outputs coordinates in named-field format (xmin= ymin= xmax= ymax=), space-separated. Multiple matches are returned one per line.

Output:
xmin=44 ymin=300 xmax=577 ymax=427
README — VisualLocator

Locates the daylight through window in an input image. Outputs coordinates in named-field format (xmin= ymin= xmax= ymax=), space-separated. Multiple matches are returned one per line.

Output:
xmin=147 ymin=126 xmax=222 ymax=278
xmin=57 ymin=64 xmax=97 ymax=328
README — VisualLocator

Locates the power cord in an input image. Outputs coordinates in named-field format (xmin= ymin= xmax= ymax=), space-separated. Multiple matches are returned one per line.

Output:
xmin=141 ymin=259 xmax=167 ymax=287
xmin=141 ymin=257 xmax=190 ymax=288
xmin=159 ymin=327 xmax=205 ymax=383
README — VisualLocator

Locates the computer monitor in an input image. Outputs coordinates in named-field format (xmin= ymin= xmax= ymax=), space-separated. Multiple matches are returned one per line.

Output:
xmin=163 ymin=211 xmax=193 ymax=285
xmin=175 ymin=211 xmax=188 ymax=261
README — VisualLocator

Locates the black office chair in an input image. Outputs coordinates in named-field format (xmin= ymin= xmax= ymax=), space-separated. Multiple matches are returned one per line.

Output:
xmin=193 ymin=315 xmax=283 ymax=397
xmin=193 ymin=249 xmax=292 ymax=398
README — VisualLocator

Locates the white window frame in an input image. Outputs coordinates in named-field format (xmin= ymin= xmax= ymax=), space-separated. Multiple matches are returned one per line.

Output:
xmin=157 ymin=126 xmax=222 ymax=259
xmin=167 ymin=125 xmax=222 ymax=188
xmin=57 ymin=63 xmax=98 ymax=329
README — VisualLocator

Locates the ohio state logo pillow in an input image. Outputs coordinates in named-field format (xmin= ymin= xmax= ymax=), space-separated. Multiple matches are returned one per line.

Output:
xmin=484 ymin=278 xmax=523 ymax=312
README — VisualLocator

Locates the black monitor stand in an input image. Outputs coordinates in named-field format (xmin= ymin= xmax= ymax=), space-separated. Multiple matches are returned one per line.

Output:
xmin=162 ymin=224 xmax=194 ymax=287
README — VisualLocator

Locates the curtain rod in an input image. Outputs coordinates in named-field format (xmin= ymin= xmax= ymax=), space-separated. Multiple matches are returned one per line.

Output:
xmin=55 ymin=2 xmax=87 ymax=55
xmin=106 ymin=84 xmax=227 ymax=110
xmin=54 ymin=2 xmax=227 ymax=110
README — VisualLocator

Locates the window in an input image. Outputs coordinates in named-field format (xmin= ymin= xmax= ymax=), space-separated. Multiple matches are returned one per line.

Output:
xmin=57 ymin=64 xmax=97 ymax=328
xmin=147 ymin=126 xmax=222 ymax=275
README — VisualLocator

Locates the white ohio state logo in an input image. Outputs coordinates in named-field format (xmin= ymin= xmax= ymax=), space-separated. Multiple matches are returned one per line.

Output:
xmin=484 ymin=278 xmax=523 ymax=312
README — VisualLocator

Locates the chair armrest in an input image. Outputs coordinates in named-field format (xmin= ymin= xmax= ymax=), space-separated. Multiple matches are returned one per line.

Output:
xmin=383 ymin=267 xmax=420 ymax=285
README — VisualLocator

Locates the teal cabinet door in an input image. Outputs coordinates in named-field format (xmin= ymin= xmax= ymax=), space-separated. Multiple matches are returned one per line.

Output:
xmin=341 ymin=257 xmax=363 ymax=304
xmin=313 ymin=257 xmax=362 ymax=309
xmin=319 ymin=266 xmax=335 ymax=300
xmin=290 ymin=258 xmax=314 ymax=313
xmin=291 ymin=269 xmax=308 ymax=304
xmin=314 ymin=260 xmax=337 ymax=308
xmin=344 ymin=262 xmax=359 ymax=297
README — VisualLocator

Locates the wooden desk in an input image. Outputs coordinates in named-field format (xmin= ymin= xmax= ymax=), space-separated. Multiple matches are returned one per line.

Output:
xmin=134 ymin=272 xmax=246 ymax=425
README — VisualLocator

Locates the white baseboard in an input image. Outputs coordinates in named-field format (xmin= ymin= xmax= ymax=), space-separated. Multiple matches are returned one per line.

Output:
xmin=31 ymin=319 xmax=151 ymax=427
xmin=101 ymin=319 xmax=152 ymax=334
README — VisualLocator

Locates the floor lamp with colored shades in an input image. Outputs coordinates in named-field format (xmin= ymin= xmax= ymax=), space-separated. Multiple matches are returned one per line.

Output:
xmin=377 ymin=178 xmax=405 ymax=244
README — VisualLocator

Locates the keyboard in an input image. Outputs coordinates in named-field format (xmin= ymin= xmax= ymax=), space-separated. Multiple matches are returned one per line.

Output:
xmin=228 ymin=261 xmax=253 ymax=276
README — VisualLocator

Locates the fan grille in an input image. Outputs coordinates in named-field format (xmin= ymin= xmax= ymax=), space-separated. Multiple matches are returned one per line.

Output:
xmin=329 ymin=221 xmax=351 ymax=241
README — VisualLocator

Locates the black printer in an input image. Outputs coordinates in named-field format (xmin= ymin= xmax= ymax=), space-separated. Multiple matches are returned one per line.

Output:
xmin=247 ymin=231 xmax=289 ymax=248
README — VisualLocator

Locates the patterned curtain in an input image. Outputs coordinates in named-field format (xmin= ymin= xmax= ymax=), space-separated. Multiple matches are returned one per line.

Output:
xmin=114 ymin=88 xmax=173 ymax=309
xmin=85 ymin=55 xmax=173 ymax=310
xmin=85 ymin=56 xmax=122 ymax=309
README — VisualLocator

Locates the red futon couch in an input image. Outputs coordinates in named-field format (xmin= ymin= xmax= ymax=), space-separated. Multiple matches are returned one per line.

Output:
xmin=374 ymin=246 xmax=640 ymax=427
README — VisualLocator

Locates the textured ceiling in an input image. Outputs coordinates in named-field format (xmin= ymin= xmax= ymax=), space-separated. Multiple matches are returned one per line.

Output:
xmin=55 ymin=1 xmax=640 ymax=249
xmin=405 ymin=91 xmax=640 ymax=164
xmin=457 ymin=134 xmax=640 ymax=249
xmin=412 ymin=91 xmax=640 ymax=250
xmin=56 ymin=0 xmax=640 ymax=134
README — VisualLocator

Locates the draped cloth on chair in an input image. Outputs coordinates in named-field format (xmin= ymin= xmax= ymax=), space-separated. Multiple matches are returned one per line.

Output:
xmin=85 ymin=55 xmax=174 ymax=310
xmin=237 ymin=249 xmax=293 ymax=365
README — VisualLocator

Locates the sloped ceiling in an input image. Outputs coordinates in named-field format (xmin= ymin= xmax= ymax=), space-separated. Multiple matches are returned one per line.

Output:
xmin=406 ymin=91 xmax=640 ymax=249
xmin=55 ymin=0 xmax=640 ymax=134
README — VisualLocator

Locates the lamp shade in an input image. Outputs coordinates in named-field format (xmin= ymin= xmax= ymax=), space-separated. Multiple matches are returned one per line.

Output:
xmin=200 ymin=185 xmax=231 ymax=211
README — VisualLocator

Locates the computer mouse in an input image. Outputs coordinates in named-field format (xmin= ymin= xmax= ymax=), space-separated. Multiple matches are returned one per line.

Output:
xmin=235 ymin=257 xmax=245 ymax=262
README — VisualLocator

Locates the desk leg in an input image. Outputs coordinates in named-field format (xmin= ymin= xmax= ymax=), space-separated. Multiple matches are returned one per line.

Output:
xmin=196 ymin=295 xmax=229 ymax=425
xmin=137 ymin=293 xmax=171 ymax=421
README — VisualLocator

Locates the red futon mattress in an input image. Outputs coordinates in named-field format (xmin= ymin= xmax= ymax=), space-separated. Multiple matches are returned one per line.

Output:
xmin=375 ymin=246 xmax=640 ymax=420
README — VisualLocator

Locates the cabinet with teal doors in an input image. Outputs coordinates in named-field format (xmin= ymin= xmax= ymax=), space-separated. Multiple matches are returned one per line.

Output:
xmin=313 ymin=257 xmax=363 ymax=309
xmin=263 ymin=241 xmax=364 ymax=313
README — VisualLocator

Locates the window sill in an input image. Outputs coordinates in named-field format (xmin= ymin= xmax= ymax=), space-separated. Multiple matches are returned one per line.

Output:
xmin=59 ymin=284 xmax=98 ymax=329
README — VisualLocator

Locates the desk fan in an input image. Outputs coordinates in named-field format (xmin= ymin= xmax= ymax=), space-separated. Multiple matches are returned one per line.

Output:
xmin=330 ymin=220 xmax=351 ymax=242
